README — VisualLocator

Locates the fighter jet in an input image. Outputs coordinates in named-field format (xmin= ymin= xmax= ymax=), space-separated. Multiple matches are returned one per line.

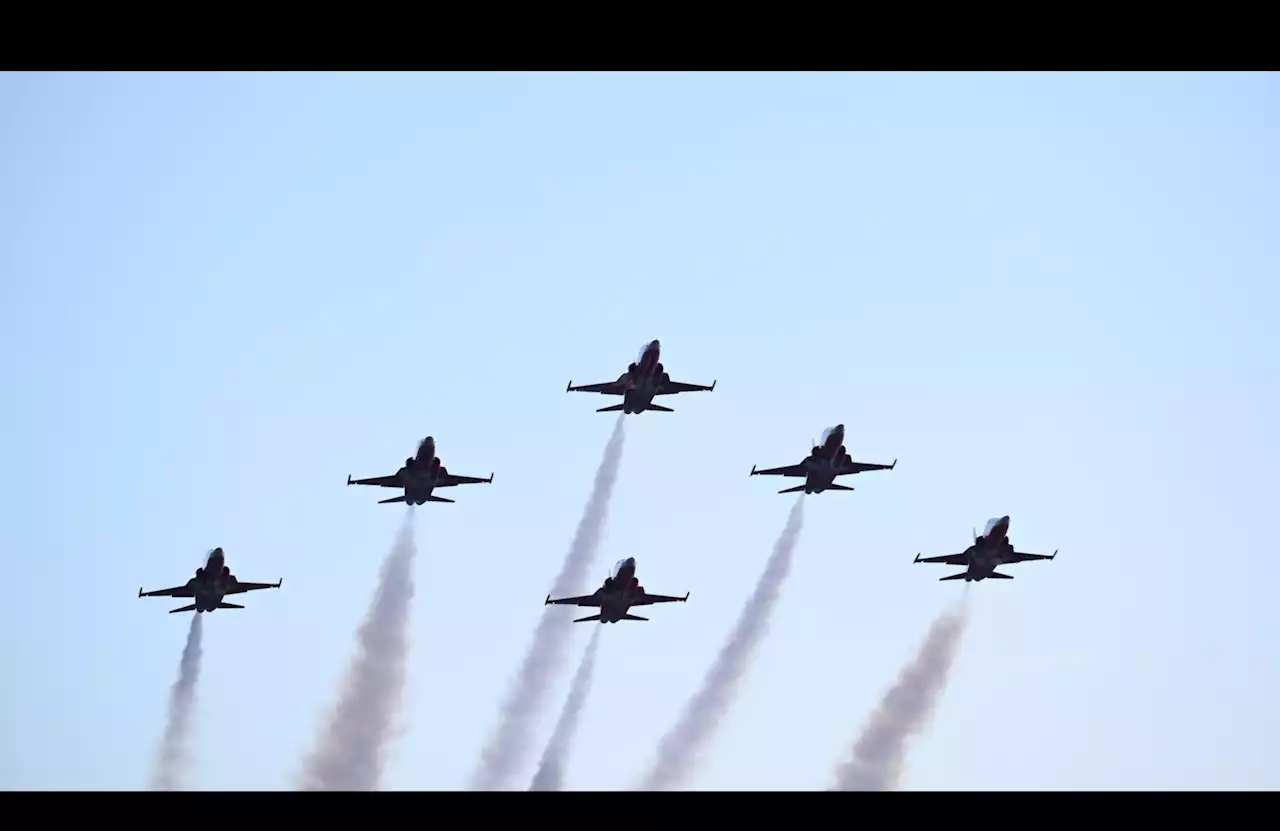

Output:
xmin=347 ymin=436 xmax=493 ymax=505
xmin=138 ymin=548 xmax=282 ymax=613
xmin=913 ymin=515 xmax=1058 ymax=582
xmin=566 ymin=339 xmax=716 ymax=414
xmin=749 ymin=424 xmax=897 ymax=494
xmin=544 ymin=557 xmax=690 ymax=623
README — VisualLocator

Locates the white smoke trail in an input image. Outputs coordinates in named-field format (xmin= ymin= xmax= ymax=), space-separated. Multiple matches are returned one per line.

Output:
xmin=529 ymin=627 xmax=603 ymax=791
xmin=298 ymin=510 xmax=417 ymax=790
xmin=149 ymin=613 xmax=204 ymax=790
xmin=468 ymin=416 xmax=626 ymax=791
xmin=637 ymin=497 xmax=805 ymax=790
xmin=829 ymin=598 xmax=970 ymax=791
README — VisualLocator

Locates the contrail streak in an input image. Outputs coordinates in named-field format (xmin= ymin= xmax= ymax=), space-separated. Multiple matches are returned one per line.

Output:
xmin=829 ymin=598 xmax=970 ymax=791
xmin=529 ymin=627 xmax=603 ymax=791
xmin=150 ymin=613 xmax=204 ymax=790
xmin=637 ymin=497 xmax=805 ymax=791
xmin=468 ymin=415 xmax=626 ymax=791
xmin=298 ymin=510 xmax=417 ymax=791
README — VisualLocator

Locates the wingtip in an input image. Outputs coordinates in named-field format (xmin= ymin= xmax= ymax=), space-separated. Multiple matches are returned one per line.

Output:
xmin=488 ymin=472 xmax=495 ymax=483
xmin=544 ymin=594 xmax=551 ymax=605
xmin=913 ymin=553 xmax=921 ymax=563
xmin=711 ymin=380 xmax=717 ymax=391
xmin=1051 ymin=549 xmax=1058 ymax=560
xmin=346 ymin=475 xmax=353 ymax=486
xmin=750 ymin=464 xmax=757 ymax=476
xmin=138 ymin=587 xmax=143 ymax=597
xmin=684 ymin=592 xmax=690 ymax=601
xmin=891 ymin=458 xmax=898 ymax=470
xmin=565 ymin=380 xmax=572 ymax=392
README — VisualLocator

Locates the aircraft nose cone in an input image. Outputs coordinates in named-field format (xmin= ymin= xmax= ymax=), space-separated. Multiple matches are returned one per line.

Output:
xmin=624 ymin=557 xmax=636 ymax=567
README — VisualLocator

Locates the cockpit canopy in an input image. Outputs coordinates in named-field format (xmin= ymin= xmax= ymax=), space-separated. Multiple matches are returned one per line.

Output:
xmin=982 ymin=516 xmax=1009 ymax=536
xmin=610 ymin=557 xmax=637 ymax=577
xmin=819 ymin=425 xmax=844 ymax=444
xmin=637 ymin=340 xmax=660 ymax=361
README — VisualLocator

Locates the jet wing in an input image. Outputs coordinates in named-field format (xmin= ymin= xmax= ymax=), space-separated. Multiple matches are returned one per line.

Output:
xmin=566 ymin=379 xmax=627 ymax=395
xmin=545 ymin=593 xmax=604 ymax=607
xmin=226 ymin=579 xmax=283 ymax=594
xmin=436 ymin=472 xmax=495 ymax=488
xmin=1005 ymin=549 xmax=1058 ymax=563
xmin=655 ymin=379 xmax=716 ymax=395
xmin=347 ymin=474 xmax=401 ymax=488
xmin=913 ymin=552 xmax=970 ymax=565
xmin=138 ymin=584 xmax=196 ymax=598
xmin=632 ymin=591 xmax=690 ymax=606
xmin=838 ymin=458 xmax=897 ymax=475
xmin=750 ymin=462 xmax=808 ymax=478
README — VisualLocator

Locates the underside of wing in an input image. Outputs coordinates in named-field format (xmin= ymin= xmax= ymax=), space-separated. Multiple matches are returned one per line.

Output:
xmin=567 ymin=380 xmax=626 ymax=395
xmin=1006 ymin=550 xmax=1057 ymax=563
xmin=838 ymin=459 xmax=896 ymax=475
xmin=655 ymin=379 xmax=715 ymax=395
xmin=633 ymin=592 xmax=689 ymax=605
xmin=915 ymin=552 xmax=970 ymax=565
xmin=546 ymin=594 xmax=604 ymax=607
xmin=349 ymin=474 xmax=401 ymax=488
xmin=226 ymin=580 xmax=281 ymax=594
xmin=140 ymin=585 xmax=196 ymax=598
xmin=751 ymin=463 xmax=808 ymax=477
xmin=437 ymin=472 xmax=493 ymax=487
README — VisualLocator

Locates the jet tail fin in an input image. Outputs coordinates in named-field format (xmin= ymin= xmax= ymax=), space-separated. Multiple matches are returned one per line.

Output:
xmin=425 ymin=494 xmax=455 ymax=503
xmin=621 ymin=614 xmax=649 ymax=621
xmin=596 ymin=404 xmax=626 ymax=413
xmin=574 ymin=614 xmax=604 ymax=623
xmin=217 ymin=602 xmax=244 ymax=609
xmin=379 ymin=495 xmax=408 ymax=504
xmin=778 ymin=484 xmax=807 ymax=494
xmin=643 ymin=403 xmax=673 ymax=412
xmin=169 ymin=604 xmax=197 ymax=614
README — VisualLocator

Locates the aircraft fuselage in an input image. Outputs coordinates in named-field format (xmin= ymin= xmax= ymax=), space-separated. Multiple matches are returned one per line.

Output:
xmin=959 ymin=517 xmax=1016 ymax=581
xmin=594 ymin=559 xmax=641 ymax=622
xmin=397 ymin=439 xmax=446 ymax=505
xmin=619 ymin=340 xmax=667 ymax=413
xmin=792 ymin=424 xmax=850 ymax=492
xmin=190 ymin=548 xmax=234 ymax=610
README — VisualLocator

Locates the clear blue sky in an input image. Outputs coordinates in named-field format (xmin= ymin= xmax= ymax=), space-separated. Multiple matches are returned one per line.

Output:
xmin=2 ymin=71 xmax=1277 ymax=790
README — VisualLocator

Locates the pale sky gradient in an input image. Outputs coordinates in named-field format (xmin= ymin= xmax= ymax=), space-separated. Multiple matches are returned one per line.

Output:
xmin=2 ymin=71 xmax=1277 ymax=790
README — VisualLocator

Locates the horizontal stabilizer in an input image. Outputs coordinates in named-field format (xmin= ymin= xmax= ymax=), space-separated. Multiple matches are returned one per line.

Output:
xmin=986 ymin=571 xmax=1014 ymax=579
xmin=217 ymin=602 xmax=244 ymax=609
xmin=621 ymin=614 xmax=649 ymax=621
xmin=643 ymin=403 xmax=673 ymax=412
xmin=169 ymin=604 xmax=197 ymax=614
xmin=426 ymin=494 xmax=455 ymax=503
xmin=574 ymin=614 xmax=603 ymax=623
xmin=939 ymin=572 xmax=969 ymax=582
xmin=778 ymin=484 xmax=807 ymax=494
xmin=378 ymin=495 xmax=408 ymax=504
xmin=825 ymin=483 xmax=855 ymax=491
xmin=596 ymin=404 xmax=626 ymax=413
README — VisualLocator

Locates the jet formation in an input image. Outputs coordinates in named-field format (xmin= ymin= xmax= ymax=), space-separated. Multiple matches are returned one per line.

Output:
xmin=137 ymin=340 xmax=1058 ymax=618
